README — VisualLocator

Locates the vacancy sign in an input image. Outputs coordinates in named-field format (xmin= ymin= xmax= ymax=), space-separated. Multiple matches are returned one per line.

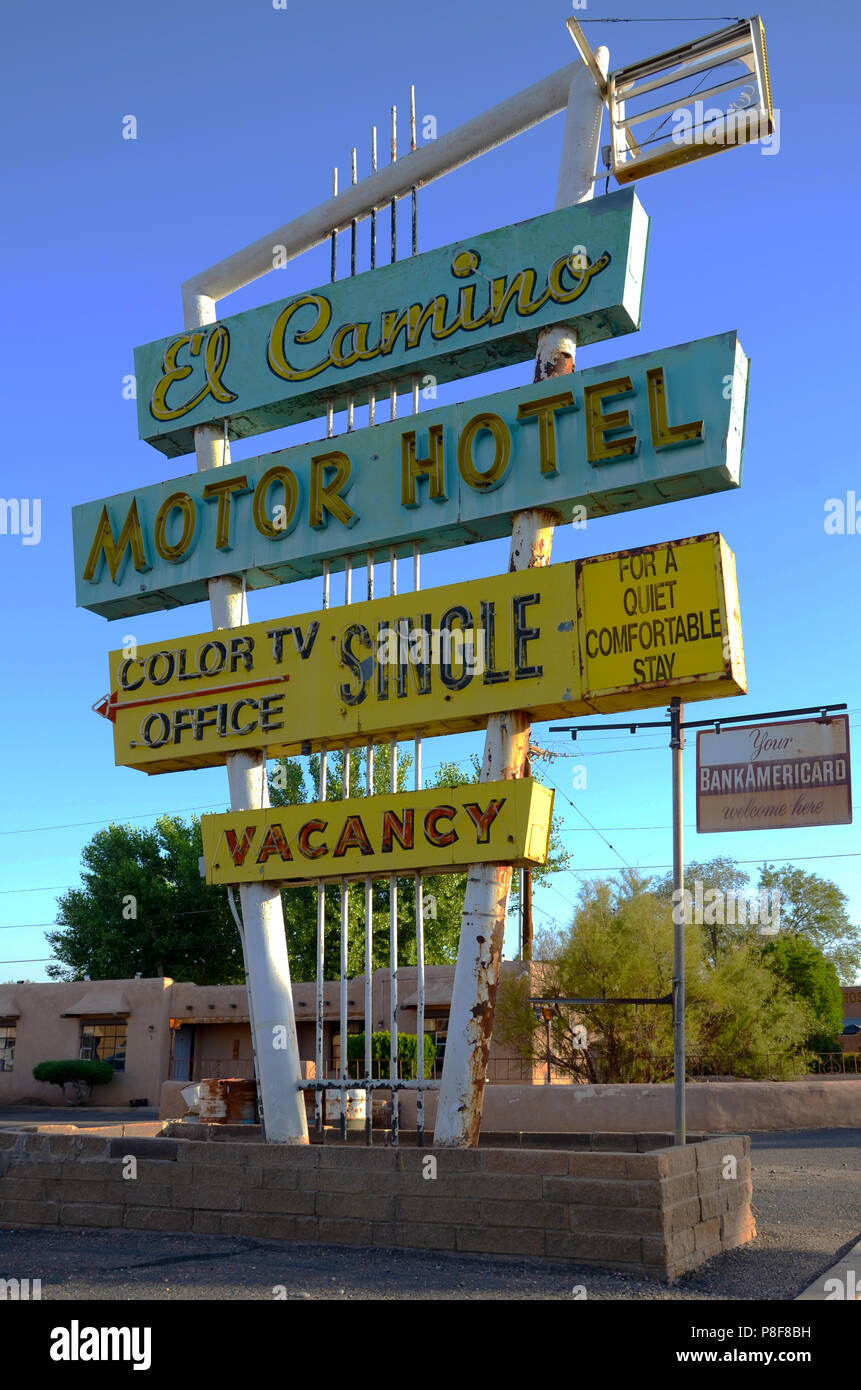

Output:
xmin=697 ymin=715 xmax=852 ymax=832
xmin=201 ymin=780 xmax=553 ymax=886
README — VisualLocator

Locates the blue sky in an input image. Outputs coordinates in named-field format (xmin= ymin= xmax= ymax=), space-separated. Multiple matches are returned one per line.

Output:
xmin=2 ymin=0 xmax=859 ymax=984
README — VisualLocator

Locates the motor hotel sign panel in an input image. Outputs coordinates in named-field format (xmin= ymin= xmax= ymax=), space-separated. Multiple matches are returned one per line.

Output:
xmin=133 ymin=189 xmax=649 ymax=457
xmin=697 ymin=716 xmax=852 ymax=832
xmin=75 ymin=332 xmax=748 ymax=620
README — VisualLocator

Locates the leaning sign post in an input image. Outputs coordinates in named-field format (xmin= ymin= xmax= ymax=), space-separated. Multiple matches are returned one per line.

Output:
xmin=75 ymin=14 xmax=773 ymax=1146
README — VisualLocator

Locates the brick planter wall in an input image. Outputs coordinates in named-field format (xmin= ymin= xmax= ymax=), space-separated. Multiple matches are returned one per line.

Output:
xmin=0 ymin=1129 xmax=754 ymax=1284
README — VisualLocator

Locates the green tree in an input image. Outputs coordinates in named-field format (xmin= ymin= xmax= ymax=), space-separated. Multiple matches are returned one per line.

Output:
xmin=758 ymin=863 xmax=861 ymax=982
xmin=496 ymin=870 xmax=812 ymax=1082
xmin=652 ymin=857 xmax=861 ymax=982
xmin=761 ymin=934 xmax=844 ymax=1051
xmin=651 ymin=857 xmax=753 ymax=965
xmin=46 ymin=817 xmax=244 ymax=984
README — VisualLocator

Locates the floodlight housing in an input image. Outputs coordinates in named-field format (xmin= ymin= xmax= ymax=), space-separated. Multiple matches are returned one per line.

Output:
xmin=567 ymin=15 xmax=774 ymax=186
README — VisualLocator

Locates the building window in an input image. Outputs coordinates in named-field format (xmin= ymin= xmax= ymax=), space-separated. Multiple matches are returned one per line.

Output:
xmin=424 ymin=1013 xmax=449 ymax=1063
xmin=331 ymin=1021 xmax=362 ymax=1077
xmin=0 ymin=1022 xmax=15 ymax=1072
xmin=80 ymin=1020 xmax=127 ymax=1073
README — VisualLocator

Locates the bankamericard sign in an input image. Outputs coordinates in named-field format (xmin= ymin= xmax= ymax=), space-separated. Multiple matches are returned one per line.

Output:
xmin=697 ymin=716 xmax=852 ymax=833
xmin=75 ymin=332 xmax=748 ymax=620
xmin=200 ymin=780 xmax=554 ymax=885
xmin=105 ymin=533 xmax=745 ymax=773
xmin=134 ymin=189 xmax=649 ymax=457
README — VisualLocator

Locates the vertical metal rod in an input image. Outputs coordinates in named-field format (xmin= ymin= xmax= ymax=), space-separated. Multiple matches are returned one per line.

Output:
xmin=330 ymin=168 xmax=338 ymax=282
xmin=369 ymin=125 xmax=377 ymax=428
xmin=389 ymin=545 xmax=399 ymax=1145
xmin=412 ymin=539 xmax=425 ymax=1145
xmin=350 ymin=147 xmax=357 ymax=277
xmin=410 ymin=85 xmax=418 ymax=257
xmin=315 ymin=558 xmax=330 ymax=1133
xmin=519 ymin=869 xmax=525 ymax=959
xmin=370 ymin=126 xmax=377 ymax=271
xmin=390 ymin=105 xmax=397 ymax=263
xmin=339 ymin=555 xmax=353 ymax=1142
xmin=671 ymin=697 xmax=686 ymax=1147
xmin=364 ymin=549 xmax=375 ymax=1146
xmin=347 ymin=153 xmax=357 ymax=433
xmin=389 ymin=107 xmax=398 ymax=426
xmin=545 ymin=1014 xmax=552 ymax=1085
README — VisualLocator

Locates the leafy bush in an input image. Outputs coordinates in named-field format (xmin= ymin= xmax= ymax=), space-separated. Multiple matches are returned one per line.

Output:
xmin=33 ymin=1060 xmax=114 ymax=1086
xmin=33 ymin=1059 xmax=114 ymax=1104
xmin=345 ymin=1031 xmax=436 ymax=1079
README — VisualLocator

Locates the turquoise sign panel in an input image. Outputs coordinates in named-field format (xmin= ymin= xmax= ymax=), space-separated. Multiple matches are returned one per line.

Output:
xmin=75 ymin=332 xmax=748 ymax=620
xmin=134 ymin=188 xmax=649 ymax=458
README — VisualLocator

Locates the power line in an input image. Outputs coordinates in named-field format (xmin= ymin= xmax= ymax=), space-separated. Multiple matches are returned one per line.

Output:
xmin=559 ymin=807 xmax=861 ymax=834
xmin=0 ymin=886 xmax=73 ymax=897
xmin=548 ymin=851 xmax=861 ymax=874
xmin=0 ymin=924 xmax=59 ymax=931
xmin=578 ymin=16 xmax=743 ymax=21
xmin=0 ymin=801 xmax=228 ymax=839
xmin=539 ymin=768 xmax=631 ymax=869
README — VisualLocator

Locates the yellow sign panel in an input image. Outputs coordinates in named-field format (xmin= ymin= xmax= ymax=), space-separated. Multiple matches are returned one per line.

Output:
xmin=576 ymin=533 xmax=745 ymax=710
xmin=201 ymin=779 xmax=554 ymax=885
xmin=107 ymin=534 xmax=745 ymax=773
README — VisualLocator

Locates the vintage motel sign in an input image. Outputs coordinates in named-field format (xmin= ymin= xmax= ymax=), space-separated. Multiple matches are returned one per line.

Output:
xmin=576 ymin=533 xmax=744 ymax=710
xmin=200 ymin=779 xmax=553 ymax=886
xmin=134 ymin=188 xmax=649 ymax=457
xmin=696 ymin=715 xmax=852 ymax=833
xmin=104 ymin=532 xmax=745 ymax=774
xmin=76 ymin=331 xmax=748 ymax=620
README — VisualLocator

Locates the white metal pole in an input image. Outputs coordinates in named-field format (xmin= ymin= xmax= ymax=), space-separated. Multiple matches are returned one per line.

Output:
xmin=182 ymin=61 xmax=589 ymax=307
xmin=672 ymin=698 xmax=686 ymax=1146
xmin=187 ymin=291 xmax=308 ymax=1145
xmin=435 ymin=49 xmax=608 ymax=1148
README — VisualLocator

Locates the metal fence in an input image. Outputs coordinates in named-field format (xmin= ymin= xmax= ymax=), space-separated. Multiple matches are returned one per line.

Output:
xmin=579 ymin=1051 xmax=861 ymax=1083
xmin=170 ymin=1055 xmax=537 ymax=1085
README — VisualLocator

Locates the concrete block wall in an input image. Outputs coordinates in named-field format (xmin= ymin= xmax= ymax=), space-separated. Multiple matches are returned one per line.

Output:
xmin=0 ymin=1130 xmax=753 ymax=1285
xmin=161 ymin=1077 xmax=861 ymax=1130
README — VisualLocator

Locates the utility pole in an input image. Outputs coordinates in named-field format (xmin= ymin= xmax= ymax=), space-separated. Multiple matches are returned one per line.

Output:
xmin=670 ymin=697 xmax=685 ymax=1147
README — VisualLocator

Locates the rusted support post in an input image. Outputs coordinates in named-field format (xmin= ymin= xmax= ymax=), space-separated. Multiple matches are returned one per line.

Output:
xmin=432 ymin=507 xmax=557 ymax=1146
xmin=434 ymin=47 xmax=608 ymax=1148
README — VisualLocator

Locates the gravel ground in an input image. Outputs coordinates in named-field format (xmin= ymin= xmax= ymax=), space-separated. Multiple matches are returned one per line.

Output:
xmin=1 ymin=1129 xmax=859 ymax=1301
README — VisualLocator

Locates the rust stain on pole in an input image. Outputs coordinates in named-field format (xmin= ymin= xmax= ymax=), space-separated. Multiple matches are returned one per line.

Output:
xmin=533 ymin=326 xmax=577 ymax=382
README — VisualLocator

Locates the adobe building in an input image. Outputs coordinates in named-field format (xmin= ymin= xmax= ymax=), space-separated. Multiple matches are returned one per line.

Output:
xmin=0 ymin=966 xmax=532 ymax=1110
xmin=2 ymin=974 xmax=858 ymax=1113
xmin=841 ymin=984 xmax=861 ymax=1051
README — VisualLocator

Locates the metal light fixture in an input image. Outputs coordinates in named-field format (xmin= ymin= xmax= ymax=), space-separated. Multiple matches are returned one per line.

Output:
xmin=567 ymin=15 xmax=774 ymax=186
